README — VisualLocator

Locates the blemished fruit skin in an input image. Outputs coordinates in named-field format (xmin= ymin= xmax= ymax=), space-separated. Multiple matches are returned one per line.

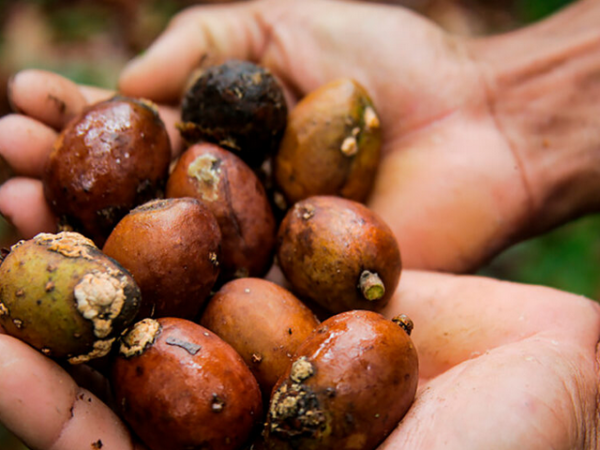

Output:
xmin=276 ymin=196 xmax=402 ymax=314
xmin=0 ymin=232 xmax=141 ymax=364
xmin=103 ymin=198 xmax=222 ymax=320
xmin=264 ymin=310 xmax=418 ymax=450
xmin=167 ymin=143 xmax=277 ymax=284
xmin=200 ymin=277 xmax=320 ymax=399
xmin=274 ymin=78 xmax=381 ymax=209
xmin=43 ymin=96 xmax=172 ymax=247
xmin=179 ymin=59 xmax=288 ymax=169
xmin=111 ymin=317 xmax=263 ymax=450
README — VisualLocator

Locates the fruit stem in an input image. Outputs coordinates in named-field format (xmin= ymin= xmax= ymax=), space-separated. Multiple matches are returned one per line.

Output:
xmin=359 ymin=270 xmax=385 ymax=301
xmin=392 ymin=314 xmax=414 ymax=336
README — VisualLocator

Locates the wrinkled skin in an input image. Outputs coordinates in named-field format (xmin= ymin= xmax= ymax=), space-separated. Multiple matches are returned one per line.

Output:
xmin=0 ymin=1 xmax=599 ymax=449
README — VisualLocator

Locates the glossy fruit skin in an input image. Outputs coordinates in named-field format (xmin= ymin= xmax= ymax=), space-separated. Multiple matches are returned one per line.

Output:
xmin=264 ymin=310 xmax=418 ymax=450
xmin=274 ymin=78 xmax=381 ymax=209
xmin=276 ymin=196 xmax=401 ymax=314
xmin=43 ymin=96 xmax=172 ymax=247
xmin=167 ymin=143 xmax=277 ymax=284
xmin=200 ymin=277 xmax=320 ymax=399
xmin=0 ymin=232 xmax=141 ymax=364
xmin=111 ymin=317 xmax=263 ymax=450
xmin=103 ymin=198 xmax=222 ymax=320
xmin=179 ymin=59 xmax=288 ymax=169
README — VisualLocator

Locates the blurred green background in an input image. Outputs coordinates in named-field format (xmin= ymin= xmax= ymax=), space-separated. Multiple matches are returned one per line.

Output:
xmin=0 ymin=0 xmax=591 ymax=448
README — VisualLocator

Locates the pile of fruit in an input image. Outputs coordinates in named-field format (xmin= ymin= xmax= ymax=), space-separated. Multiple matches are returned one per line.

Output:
xmin=0 ymin=60 xmax=418 ymax=450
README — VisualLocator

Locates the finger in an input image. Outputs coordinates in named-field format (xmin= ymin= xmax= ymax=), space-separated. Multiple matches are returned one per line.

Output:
xmin=0 ymin=178 xmax=56 ymax=239
xmin=79 ymin=84 xmax=116 ymax=104
xmin=383 ymin=271 xmax=600 ymax=380
xmin=0 ymin=114 xmax=58 ymax=178
xmin=157 ymin=104 xmax=184 ymax=158
xmin=8 ymin=69 xmax=87 ymax=130
xmin=119 ymin=2 xmax=265 ymax=102
xmin=0 ymin=335 xmax=139 ymax=450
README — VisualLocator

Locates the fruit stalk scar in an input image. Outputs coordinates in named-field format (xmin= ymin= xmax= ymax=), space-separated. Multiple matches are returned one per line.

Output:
xmin=358 ymin=270 xmax=385 ymax=301
xmin=74 ymin=272 xmax=128 ymax=339
xmin=119 ymin=318 xmax=161 ymax=358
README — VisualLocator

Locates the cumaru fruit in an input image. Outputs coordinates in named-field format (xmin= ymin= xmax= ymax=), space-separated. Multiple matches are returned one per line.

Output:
xmin=0 ymin=232 xmax=141 ymax=364
xmin=276 ymin=196 xmax=401 ymax=314
xmin=273 ymin=78 xmax=381 ymax=209
xmin=43 ymin=96 xmax=172 ymax=247
xmin=178 ymin=59 xmax=288 ymax=168
xmin=103 ymin=198 xmax=222 ymax=320
xmin=200 ymin=277 xmax=320 ymax=399
xmin=167 ymin=143 xmax=277 ymax=284
xmin=111 ymin=317 xmax=263 ymax=450
xmin=264 ymin=310 xmax=418 ymax=450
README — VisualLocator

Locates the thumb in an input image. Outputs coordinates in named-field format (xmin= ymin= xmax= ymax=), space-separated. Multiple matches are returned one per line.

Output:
xmin=118 ymin=2 xmax=267 ymax=103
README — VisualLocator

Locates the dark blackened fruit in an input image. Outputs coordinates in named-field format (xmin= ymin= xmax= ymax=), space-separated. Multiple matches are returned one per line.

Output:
xmin=264 ymin=310 xmax=418 ymax=450
xmin=200 ymin=278 xmax=320 ymax=399
xmin=167 ymin=143 xmax=277 ymax=284
xmin=111 ymin=317 xmax=263 ymax=450
xmin=274 ymin=78 xmax=381 ymax=209
xmin=103 ymin=198 xmax=222 ymax=320
xmin=43 ymin=96 xmax=172 ymax=247
xmin=0 ymin=232 xmax=141 ymax=364
xmin=179 ymin=59 xmax=288 ymax=168
xmin=277 ymin=196 xmax=401 ymax=314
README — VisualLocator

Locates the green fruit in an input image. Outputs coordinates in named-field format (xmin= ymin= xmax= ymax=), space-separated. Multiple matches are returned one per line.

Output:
xmin=0 ymin=231 xmax=141 ymax=364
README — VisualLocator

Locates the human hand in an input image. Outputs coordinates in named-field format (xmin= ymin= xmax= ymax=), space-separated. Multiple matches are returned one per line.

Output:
xmin=4 ymin=0 xmax=600 ymax=273
xmin=1 ymin=1 xmax=600 ymax=449
xmin=0 ymin=270 xmax=598 ymax=450
xmin=116 ymin=0 xmax=600 ymax=274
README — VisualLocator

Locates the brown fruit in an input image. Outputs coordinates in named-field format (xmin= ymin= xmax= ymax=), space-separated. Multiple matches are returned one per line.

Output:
xmin=200 ymin=278 xmax=320 ymax=399
xmin=111 ymin=317 xmax=263 ymax=450
xmin=167 ymin=143 xmax=277 ymax=284
xmin=179 ymin=59 xmax=288 ymax=169
xmin=274 ymin=78 xmax=381 ymax=209
xmin=43 ymin=96 xmax=172 ymax=247
xmin=264 ymin=310 xmax=418 ymax=450
xmin=0 ymin=232 xmax=141 ymax=364
xmin=102 ymin=198 xmax=222 ymax=320
xmin=276 ymin=196 xmax=401 ymax=314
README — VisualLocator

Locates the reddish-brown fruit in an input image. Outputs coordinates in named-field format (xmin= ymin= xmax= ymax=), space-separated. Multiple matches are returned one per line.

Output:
xmin=179 ymin=59 xmax=287 ymax=169
xmin=264 ymin=310 xmax=418 ymax=450
xmin=276 ymin=196 xmax=401 ymax=314
xmin=167 ymin=143 xmax=276 ymax=284
xmin=102 ymin=198 xmax=222 ymax=320
xmin=43 ymin=96 xmax=171 ymax=247
xmin=200 ymin=278 xmax=320 ymax=399
xmin=111 ymin=317 xmax=263 ymax=450
xmin=274 ymin=78 xmax=381 ymax=209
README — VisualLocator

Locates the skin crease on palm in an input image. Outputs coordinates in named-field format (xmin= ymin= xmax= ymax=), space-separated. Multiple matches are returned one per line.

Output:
xmin=0 ymin=0 xmax=598 ymax=449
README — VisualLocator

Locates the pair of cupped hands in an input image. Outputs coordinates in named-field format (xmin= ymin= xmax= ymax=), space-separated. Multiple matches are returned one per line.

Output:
xmin=0 ymin=0 xmax=599 ymax=449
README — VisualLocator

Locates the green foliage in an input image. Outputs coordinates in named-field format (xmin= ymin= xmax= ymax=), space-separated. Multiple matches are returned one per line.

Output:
xmin=480 ymin=214 xmax=600 ymax=300
xmin=515 ymin=0 xmax=576 ymax=22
